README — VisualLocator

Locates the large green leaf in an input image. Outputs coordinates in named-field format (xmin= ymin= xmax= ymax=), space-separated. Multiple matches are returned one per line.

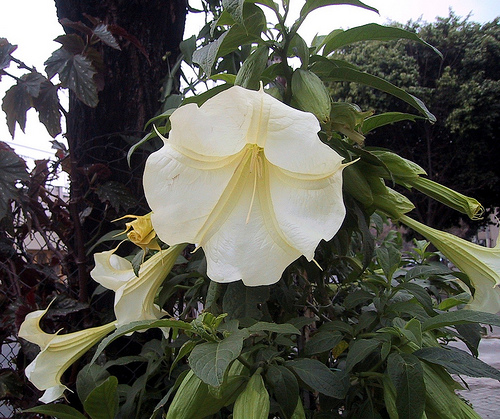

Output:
xmin=387 ymin=353 xmax=425 ymax=419
xmin=321 ymin=67 xmax=436 ymax=121
xmin=45 ymin=47 xmax=98 ymax=107
xmin=345 ymin=338 xmax=380 ymax=372
xmin=76 ymin=364 xmax=110 ymax=405
xmin=286 ymin=358 xmax=348 ymax=398
xmin=247 ymin=321 xmax=300 ymax=335
xmin=23 ymin=405 xmax=86 ymax=419
xmin=188 ymin=330 xmax=248 ymax=387
xmin=304 ymin=331 xmax=343 ymax=355
xmin=300 ymin=0 xmax=378 ymax=17
xmin=362 ymin=112 xmax=424 ymax=133
xmin=222 ymin=281 xmax=270 ymax=319
xmin=83 ymin=376 xmax=119 ymax=419
xmin=0 ymin=147 xmax=28 ymax=220
xmin=422 ymin=310 xmax=500 ymax=331
xmin=323 ymin=23 xmax=442 ymax=57
xmin=91 ymin=319 xmax=192 ymax=363
xmin=415 ymin=347 xmax=500 ymax=380
xmin=266 ymin=365 xmax=299 ymax=418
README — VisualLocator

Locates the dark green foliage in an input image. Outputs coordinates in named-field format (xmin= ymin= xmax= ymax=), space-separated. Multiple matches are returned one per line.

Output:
xmin=329 ymin=13 xmax=500 ymax=229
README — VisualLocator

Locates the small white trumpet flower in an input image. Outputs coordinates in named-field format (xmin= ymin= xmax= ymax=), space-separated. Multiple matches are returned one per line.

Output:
xmin=90 ymin=244 xmax=186 ymax=327
xmin=18 ymin=305 xmax=115 ymax=403
xmin=401 ymin=215 xmax=500 ymax=314
xmin=143 ymin=86 xmax=347 ymax=286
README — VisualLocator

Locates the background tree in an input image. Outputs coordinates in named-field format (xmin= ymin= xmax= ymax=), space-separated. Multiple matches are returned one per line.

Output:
xmin=329 ymin=12 xmax=500 ymax=231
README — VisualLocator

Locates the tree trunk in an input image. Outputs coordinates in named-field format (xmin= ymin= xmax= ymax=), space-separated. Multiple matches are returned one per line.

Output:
xmin=54 ymin=0 xmax=187 ymax=301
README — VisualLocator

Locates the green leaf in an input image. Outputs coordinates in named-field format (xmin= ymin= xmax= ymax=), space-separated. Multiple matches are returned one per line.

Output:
xmin=0 ymin=147 xmax=28 ymax=220
xmin=247 ymin=321 xmax=300 ymax=335
xmin=323 ymin=23 xmax=442 ymax=57
xmin=222 ymin=0 xmax=246 ymax=25
xmin=322 ymin=67 xmax=436 ymax=121
xmin=188 ymin=330 xmax=248 ymax=387
xmin=23 ymin=404 xmax=86 ymax=419
xmin=415 ymin=347 xmax=500 ymax=380
xmin=266 ymin=365 xmax=298 ymax=418
xmin=95 ymin=180 xmax=138 ymax=212
xmin=344 ymin=289 xmax=374 ymax=310
xmin=300 ymin=0 xmax=378 ymax=17
xmin=404 ymin=263 xmax=452 ymax=281
xmin=422 ymin=309 xmax=500 ymax=331
xmin=304 ymin=331 xmax=343 ymax=355
xmin=289 ymin=33 xmax=309 ymax=68
xmin=76 ymin=364 xmax=110 ymax=405
xmin=193 ymin=4 xmax=265 ymax=76
xmin=92 ymin=319 xmax=192 ymax=363
xmin=45 ymin=47 xmax=98 ymax=107
xmin=286 ymin=358 xmax=348 ymax=398
xmin=376 ymin=246 xmax=401 ymax=280
xmin=345 ymin=339 xmax=380 ymax=372
xmin=362 ymin=112 xmax=424 ymax=133
xmin=235 ymin=46 xmax=269 ymax=89
xmin=222 ymin=281 xmax=270 ymax=320
xmin=387 ymin=353 xmax=425 ymax=419
xmin=83 ymin=376 xmax=119 ymax=419
xmin=180 ymin=35 xmax=197 ymax=65
xmin=395 ymin=282 xmax=434 ymax=313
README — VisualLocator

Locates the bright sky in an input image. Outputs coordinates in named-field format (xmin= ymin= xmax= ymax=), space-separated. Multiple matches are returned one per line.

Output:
xmin=1 ymin=0 xmax=499 ymax=163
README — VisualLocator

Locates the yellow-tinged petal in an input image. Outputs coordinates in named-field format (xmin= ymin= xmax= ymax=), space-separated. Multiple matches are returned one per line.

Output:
xmin=19 ymin=308 xmax=115 ymax=403
xmin=400 ymin=215 xmax=500 ymax=314
xmin=91 ymin=244 xmax=186 ymax=327
xmin=114 ymin=213 xmax=161 ymax=251
xmin=268 ymin=164 xmax=346 ymax=260
xmin=144 ymin=85 xmax=346 ymax=286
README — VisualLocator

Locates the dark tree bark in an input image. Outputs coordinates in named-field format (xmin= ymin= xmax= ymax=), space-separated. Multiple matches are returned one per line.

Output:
xmin=53 ymin=0 xmax=187 ymax=301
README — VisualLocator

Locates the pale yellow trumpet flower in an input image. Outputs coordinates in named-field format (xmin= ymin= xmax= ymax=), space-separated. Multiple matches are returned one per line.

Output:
xmin=400 ymin=215 xmax=500 ymax=314
xmin=18 ymin=305 xmax=115 ymax=403
xmin=144 ymin=86 xmax=347 ymax=286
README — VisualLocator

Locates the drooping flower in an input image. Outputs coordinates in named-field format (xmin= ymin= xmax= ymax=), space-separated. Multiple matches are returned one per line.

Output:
xmin=400 ymin=215 xmax=500 ymax=314
xmin=114 ymin=213 xmax=161 ymax=251
xmin=143 ymin=86 xmax=347 ymax=286
xmin=90 ymin=244 xmax=186 ymax=327
xmin=18 ymin=305 xmax=116 ymax=403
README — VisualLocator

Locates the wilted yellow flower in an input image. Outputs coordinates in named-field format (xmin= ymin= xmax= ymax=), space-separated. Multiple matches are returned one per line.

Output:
xmin=114 ymin=213 xmax=161 ymax=251
xmin=143 ymin=86 xmax=347 ymax=286
xmin=90 ymin=244 xmax=186 ymax=327
xmin=18 ymin=305 xmax=115 ymax=403
xmin=401 ymin=215 xmax=500 ymax=314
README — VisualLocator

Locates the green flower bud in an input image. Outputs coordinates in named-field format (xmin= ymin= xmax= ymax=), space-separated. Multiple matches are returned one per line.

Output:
xmin=291 ymin=69 xmax=331 ymax=122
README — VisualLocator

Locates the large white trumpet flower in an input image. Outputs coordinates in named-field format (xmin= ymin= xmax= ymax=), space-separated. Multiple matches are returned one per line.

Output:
xmin=400 ymin=215 xmax=500 ymax=314
xmin=143 ymin=86 xmax=347 ymax=286
xmin=18 ymin=306 xmax=115 ymax=403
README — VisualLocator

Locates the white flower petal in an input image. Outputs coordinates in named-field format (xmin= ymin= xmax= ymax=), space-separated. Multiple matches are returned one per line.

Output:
xmin=144 ymin=143 xmax=241 ymax=245
xmin=39 ymin=385 xmax=66 ymax=404
xmin=18 ymin=307 xmax=55 ymax=349
xmin=168 ymin=87 xmax=255 ymax=158
xmin=91 ymin=249 xmax=134 ymax=291
xmin=204 ymin=167 xmax=301 ymax=286
xmin=268 ymin=164 xmax=346 ymax=260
